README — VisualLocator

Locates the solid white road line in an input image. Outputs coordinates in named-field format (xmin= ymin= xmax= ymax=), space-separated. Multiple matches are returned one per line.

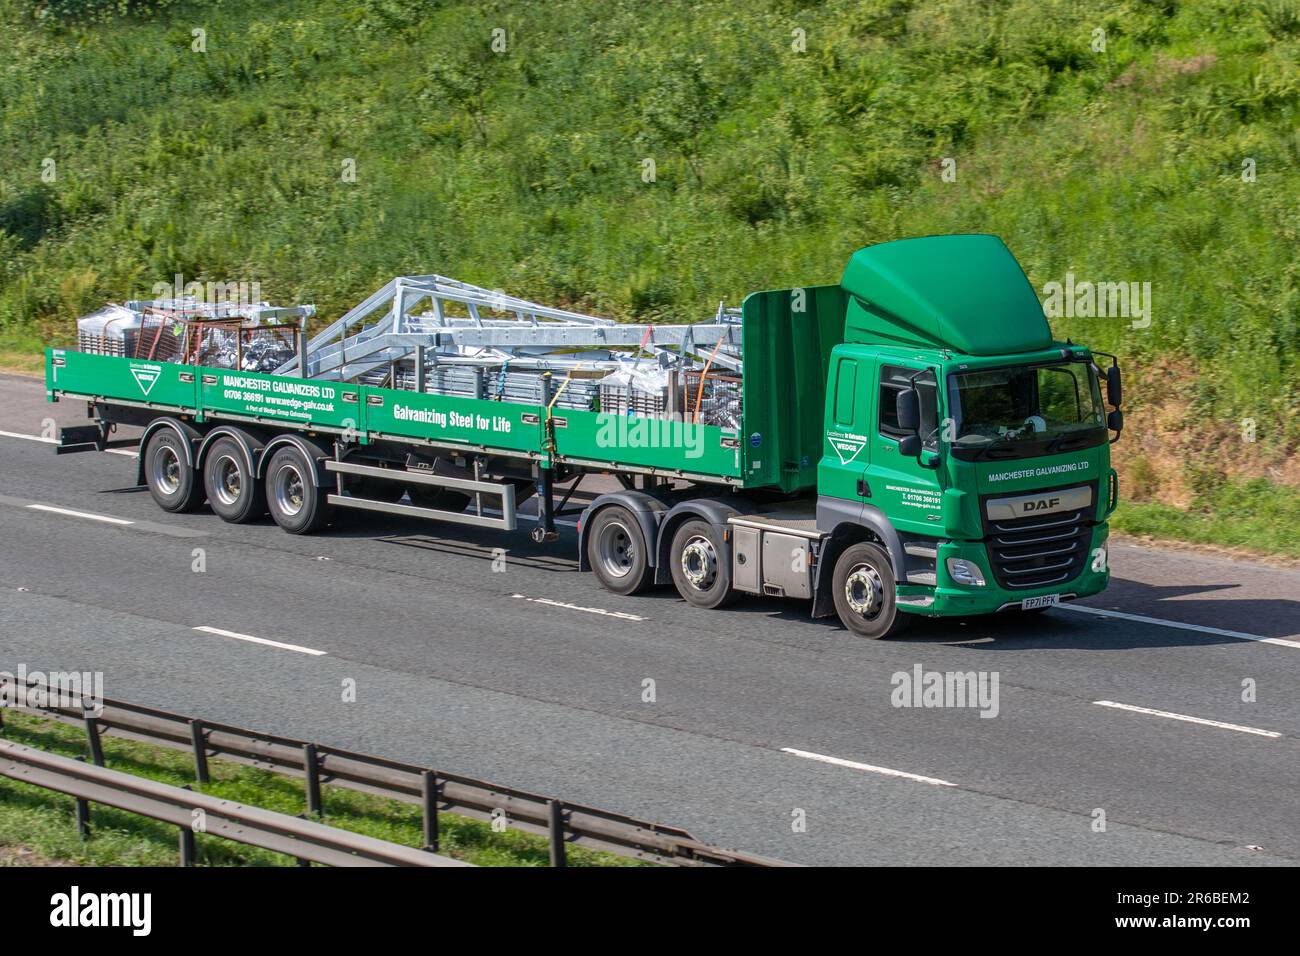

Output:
xmin=1092 ymin=700 xmax=1281 ymax=738
xmin=1062 ymin=603 xmax=1300 ymax=650
xmin=0 ymin=428 xmax=137 ymax=456
xmin=26 ymin=503 xmax=134 ymax=526
xmin=781 ymin=747 xmax=957 ymax=787
xmin=192 ymin=625 xmax=327 ymax=657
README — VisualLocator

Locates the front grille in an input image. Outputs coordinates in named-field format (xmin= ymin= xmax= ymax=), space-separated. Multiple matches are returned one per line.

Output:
xmin=982 ymin=484 xmax=1095 ymax=590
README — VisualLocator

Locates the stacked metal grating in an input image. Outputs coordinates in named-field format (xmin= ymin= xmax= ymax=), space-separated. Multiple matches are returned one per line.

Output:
xmin=360 ymin=362 xmax=603 ymax=412
xmin=685 ymin=371 xmax=743 ymax=430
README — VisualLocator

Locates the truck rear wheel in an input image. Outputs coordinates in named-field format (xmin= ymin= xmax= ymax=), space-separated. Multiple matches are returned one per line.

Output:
xmin=265 ymin=446 xmax=332 ymax=534
xmin=832 ymin=542 xmax=911 ymax=639
xmin=669 ymin=519 xmax=737 ymax=609
xmin=586 ymin=506 xmax=653 ymax=595
xmin=203 ymin=438 xmax=265 ymax=523
xmin=144 ymin=429 xmax=205 ymax=514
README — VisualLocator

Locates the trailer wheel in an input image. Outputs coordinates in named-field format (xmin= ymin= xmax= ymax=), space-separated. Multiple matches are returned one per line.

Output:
xmin=832 ymin=542 xmax=911 ymax=639
xmin=265 ymin=447 xmax=332 ymax=534
xmin=202 ymin=438 xmax=266 ymax=523
xmin=144 ymin=429 xmax=204 ymax=514
xmin=406 ymin=485 xmax=471 ymax=513
xmin=669 ymin=519 xmax=737 ymax=609
xmin=586 ymin=506 xmax=653 ymax=595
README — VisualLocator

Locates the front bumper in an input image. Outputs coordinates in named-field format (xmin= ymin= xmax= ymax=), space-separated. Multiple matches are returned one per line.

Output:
xmin=897 ymin=524 xmax=1110 ymax=617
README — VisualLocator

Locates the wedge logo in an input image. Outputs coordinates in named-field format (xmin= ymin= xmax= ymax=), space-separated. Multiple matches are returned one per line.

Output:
xmin=129 ymin=365 xmax=162 ymax=396
xmin=827 ymin=431 xmax=867 ymax=465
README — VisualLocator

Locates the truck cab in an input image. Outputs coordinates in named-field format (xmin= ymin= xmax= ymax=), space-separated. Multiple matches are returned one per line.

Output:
xmin=811 ymin=235 xmax=1122 ymax=637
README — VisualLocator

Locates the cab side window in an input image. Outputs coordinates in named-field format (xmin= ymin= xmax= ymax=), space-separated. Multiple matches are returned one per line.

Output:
xmin=878 ymin=365 xmax=939 ymax=449
xmin=833 ymin=358 xmax=858 ymax=427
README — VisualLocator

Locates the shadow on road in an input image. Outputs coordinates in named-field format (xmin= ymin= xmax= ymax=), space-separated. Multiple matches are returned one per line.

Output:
xmin=212 ymin=506 xmax=1300 ymax=649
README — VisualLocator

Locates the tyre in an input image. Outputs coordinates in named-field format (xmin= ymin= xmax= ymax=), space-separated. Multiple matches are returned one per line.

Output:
xmin=406 ymin=484 xmax=471 ymax=512
xmin=831 ymin=542 xmax=912 ymax=639
xmin=668 ymin=518 xmax=737 ymax=609
xmin=264 ymin=446 xmax=332 ymax=534
xmin=202 ymin=438 xmax=266 ymax=523
xmin=585 ymin=505 xmax=653 ymax=595
xmin=143 ymin=428 xmax=205 ymax=513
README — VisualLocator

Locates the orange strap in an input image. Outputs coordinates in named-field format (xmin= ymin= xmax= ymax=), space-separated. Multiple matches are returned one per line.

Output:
xmin=691 ymin=332 xmax=729 ymax=425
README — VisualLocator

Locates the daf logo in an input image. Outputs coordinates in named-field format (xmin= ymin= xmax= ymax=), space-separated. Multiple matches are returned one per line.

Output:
xmin=1022 ymin=497 xmax=1061 ymax=512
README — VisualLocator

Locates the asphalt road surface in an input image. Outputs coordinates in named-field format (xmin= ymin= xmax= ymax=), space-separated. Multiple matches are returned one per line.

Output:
xmin=1 ymin=372 xmax=1297 ymax=866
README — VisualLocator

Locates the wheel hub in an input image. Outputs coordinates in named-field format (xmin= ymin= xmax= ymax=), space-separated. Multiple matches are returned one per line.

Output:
xmin=680 ymin=536 xmax=717 ymax=590
xmin=595 ymin=520 xmax=635 ymax=578
xmin=154 ymin=446 xmax=181 ymax=495
xmin=844 ymin=564 xmax=884 ymax=619
xmin=213 ymin=455 xmax=241 ymax=506
xmin=274 ymin=465 xmax=306 ymax=516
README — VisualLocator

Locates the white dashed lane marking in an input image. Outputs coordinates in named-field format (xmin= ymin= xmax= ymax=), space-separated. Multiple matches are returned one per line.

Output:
xmin=193 ymin=625 xmax=327 ymax=657
xmin=1093 ymin=700 xmax=1282 ymax=739
xmin=781 ymin=747 xmax=958 ymax=787
xmin=512 ymin=593 xmax=646 ymax=622
xmin=26 ymin=503 xmax=134 ymax=526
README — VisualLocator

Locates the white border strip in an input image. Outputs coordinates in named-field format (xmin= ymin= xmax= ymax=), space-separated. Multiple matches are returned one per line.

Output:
xmin=1062 ymin=604 xmax=1300 ymax=650
xmin=1093 ymin=700 xmax=1281 ymax=738
xmin=193 ymin=625 xmax=327 ymax=657
xmin=781 ymin=747 xmax=957 ymax=787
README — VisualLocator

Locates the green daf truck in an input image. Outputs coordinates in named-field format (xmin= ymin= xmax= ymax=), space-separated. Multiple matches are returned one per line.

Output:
xmin=45 ymin=234 xmax=1122 ymax=638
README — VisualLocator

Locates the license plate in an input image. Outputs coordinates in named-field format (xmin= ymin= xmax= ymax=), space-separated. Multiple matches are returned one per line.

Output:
xmin=1022 ymin=594 xmax=1061 ymax=610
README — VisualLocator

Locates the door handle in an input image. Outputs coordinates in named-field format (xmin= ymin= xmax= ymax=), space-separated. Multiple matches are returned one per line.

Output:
xmin=857 ymin=478 xmax=871 ymax=498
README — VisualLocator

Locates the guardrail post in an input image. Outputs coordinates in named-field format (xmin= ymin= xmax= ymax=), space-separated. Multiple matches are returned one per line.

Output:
xmin=421 ymin=770 xmax=440 ymax=852
xmin=72 ymin=755 xmax=92 ymax=838
xmin=303 ymin=744 xmax=322 ymax=819
xmin=189 ymin=719 xmax=209 ymax=784
xmin=84 ymin=715 xmax=105 ymax=767
xmin=179 ymin=825 xmax=196 ymax=866
xmin=547 ymin=799 xmax=566 ymax=868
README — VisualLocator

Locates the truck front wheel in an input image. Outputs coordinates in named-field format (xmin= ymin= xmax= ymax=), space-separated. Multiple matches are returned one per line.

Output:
xmin=586 ymin=506 xmax=653 ymax=595
xmin=265 ymin=447 xmax=332 ymax=534
xmin=669 ymin=519 xmax=737 ymax=609
xmin=832 ymin=542 xmax=911 ymax=639
xmin=144 ymin=429 xmax=205 ymax=514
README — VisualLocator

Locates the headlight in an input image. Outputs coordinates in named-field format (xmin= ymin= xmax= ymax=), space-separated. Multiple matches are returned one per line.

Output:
xmin=946 ymin=558 xmax=986 ymax=587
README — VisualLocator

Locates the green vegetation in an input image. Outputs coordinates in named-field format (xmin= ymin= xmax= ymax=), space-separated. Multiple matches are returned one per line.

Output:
xmin=1 ymin=0 xmax=1297 ymax=553
xmin=0 ymin=709 xmax=645 ymax=866
xmin=1112 ymin=476 xmax=1300 ymax=559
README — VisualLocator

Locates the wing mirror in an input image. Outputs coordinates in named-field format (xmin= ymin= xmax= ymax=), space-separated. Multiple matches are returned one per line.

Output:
xmin=897 ymin=387 xmax=920 ymax=432
xmin=1107 ymin=408 xmax=1124 ymax=443
xmin=895 ymin=387 xmax=939 ymax=469
xmin=1106 ymin=364 xmax=1122 ymax=409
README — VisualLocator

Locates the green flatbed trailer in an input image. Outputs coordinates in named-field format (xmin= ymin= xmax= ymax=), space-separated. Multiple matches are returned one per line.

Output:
xmin=45 ymin=234 xmax=1123 ymax=638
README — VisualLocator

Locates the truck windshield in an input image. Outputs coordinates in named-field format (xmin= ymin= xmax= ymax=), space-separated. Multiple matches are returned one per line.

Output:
xmin=947 ymin=359 xmax=1106 ymax=461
